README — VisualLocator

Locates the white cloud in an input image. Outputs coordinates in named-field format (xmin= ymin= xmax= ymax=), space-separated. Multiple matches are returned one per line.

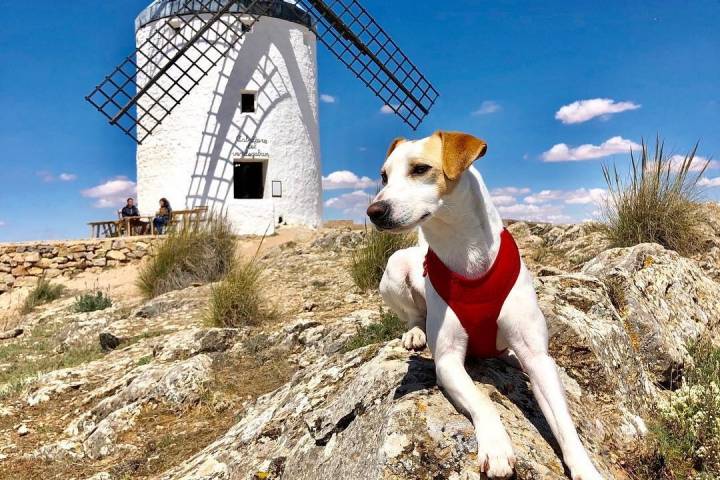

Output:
xmin=324 ymin=190 xmax=373 ymax=220
xmin=320 ymin=94 xmax=337 ymax=104
xmin=0 ymin=220 xmax=5 ymax=227
xmin=555 ymin=98 xmax=641 ymax=124
xmin=523 ymin=188 xmax=607 ymax=206
xmin=81 ymin=176 xmax=137 ymax=209
xmin=37 ymin=171 xmax=78 ymax=182
xmin=490 ymin=195 xmax=518 ymax=207
xmin=668 ymin=154 xmax=718 ymax=173
xmin=322 ymin=170 xmax=376 ymax=191
xmin=564 ymin=188 xmax=608 ymax=205
xmin=472 ymin=100 xmax=501 ymax=116
xmin=489 ymin=187 xmax=532 ymax=208
xmin=491 ymin=186 xmax=531 ymax=196
xmin=497 ymin=202 xmax=572 ymax=223
xmin=380 ymin=104 xmax=398 ymax=114
xmin=488 ymin=186 xmax=608 ymax=224
xmin=542 ymin=136 xmax=641 ymax=162
xmin=699 ymin=176 xmax=720 ymax=188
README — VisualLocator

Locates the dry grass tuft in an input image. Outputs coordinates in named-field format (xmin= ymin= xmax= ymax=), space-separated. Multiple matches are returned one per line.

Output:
xmin=207 ymin=260 xmax=275 ymax=328
xmin=21 ymin=276 xmax=65 ymax=314
xmin=350 ymin=228 xmax=416 ymax=291
xmin=137 ymin=214 xmax=236 ymax=298
xmin=603 ymin=138 xmax=708 ymax=255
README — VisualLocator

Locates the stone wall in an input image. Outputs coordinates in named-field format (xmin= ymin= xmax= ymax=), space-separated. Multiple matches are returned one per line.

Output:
xmin=0 ymin=237 xmax=163 ymax=293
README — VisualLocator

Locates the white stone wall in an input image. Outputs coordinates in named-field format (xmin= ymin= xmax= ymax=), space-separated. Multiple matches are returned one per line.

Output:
xmin=135 ymin=13 xmax=322 ymax=236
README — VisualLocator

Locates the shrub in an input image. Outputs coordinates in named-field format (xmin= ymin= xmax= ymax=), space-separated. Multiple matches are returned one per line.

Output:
xmin=631 ymin=337 xmax=720 ymax=479
xmin=73 ymin=290 xmax=113 ymax=313
xmin=21 ymin=277 xmax=65 ymax=314
xmin=350 ymin=229 xmax=416 ymax=291
xmin=343 ymin=310 xmax=406 ymax=352
xmin=602 ymin=138 xmax=708 ymax=255
xmin=207 ymin=261 xmax=273 ymax=328
xmin=137 ymin=214 xmax=236 ymax=298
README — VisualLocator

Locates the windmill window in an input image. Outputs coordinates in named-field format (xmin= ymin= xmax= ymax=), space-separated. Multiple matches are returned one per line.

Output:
xmin=234 ymin=161 xmax=265 ymax=199
xmin=241 ymin=92 xmax=256 ymax=113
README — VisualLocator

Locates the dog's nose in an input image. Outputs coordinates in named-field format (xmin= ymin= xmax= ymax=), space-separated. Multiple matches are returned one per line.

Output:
xmin=367 ymin=201 xmax=390 ymax=222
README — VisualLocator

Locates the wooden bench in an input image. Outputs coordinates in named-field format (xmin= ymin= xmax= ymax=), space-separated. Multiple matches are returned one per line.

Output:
xmin=163 ymin=206 xmax=209 ymax=233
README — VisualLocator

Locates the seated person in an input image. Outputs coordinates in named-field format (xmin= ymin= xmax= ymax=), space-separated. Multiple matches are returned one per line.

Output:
xmin=121 ymin=198 xmax=139 ymax=218
xmin=153 ymin=198 xmax=172 ymax=234
xmin=120 ymin=198 xmax=148 ymax=235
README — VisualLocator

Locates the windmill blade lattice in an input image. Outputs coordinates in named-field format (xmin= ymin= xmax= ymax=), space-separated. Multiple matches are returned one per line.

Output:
xmin=86 ymin=0 xmax=269 ymax=143
xmin=296 ymin=0 xmax=439 ymax=129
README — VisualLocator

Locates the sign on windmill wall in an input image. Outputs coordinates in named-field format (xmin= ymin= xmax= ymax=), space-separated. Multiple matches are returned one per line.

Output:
xmin=234 ymin=135 xmax=270 ymax=160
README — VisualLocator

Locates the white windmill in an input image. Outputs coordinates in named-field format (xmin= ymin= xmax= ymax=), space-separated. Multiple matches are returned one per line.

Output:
xmin=87 ymin=0 xmax=438 ymax=235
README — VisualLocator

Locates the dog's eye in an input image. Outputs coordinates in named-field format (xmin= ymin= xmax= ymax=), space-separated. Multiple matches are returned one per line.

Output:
xmin=381 ymin=171 xmax=388 ymax=185
xmin=411 ymin=164 xmax=431 ymax=176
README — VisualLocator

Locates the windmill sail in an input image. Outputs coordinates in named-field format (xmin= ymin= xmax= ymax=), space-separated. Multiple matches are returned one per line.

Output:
xmin=296 ymin=0 xmax=439 ymax=129
xmin=87 ymin=0 xmax=438 ymax=142
xmin=86 ymin=0 xmax=270 ymax=143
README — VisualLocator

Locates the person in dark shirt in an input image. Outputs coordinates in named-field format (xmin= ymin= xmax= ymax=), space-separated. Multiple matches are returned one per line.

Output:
xmin=121 ymin=198 xmax=140 ymax=218
xmin=120 ymin=198 xmax=147 ymax=235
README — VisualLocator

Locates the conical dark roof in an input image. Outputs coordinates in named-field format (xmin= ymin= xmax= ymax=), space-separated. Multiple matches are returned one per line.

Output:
xmin=136 ymin=0 xmax=312 ymax=31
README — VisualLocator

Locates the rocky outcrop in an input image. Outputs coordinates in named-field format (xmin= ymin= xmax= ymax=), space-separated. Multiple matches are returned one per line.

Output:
xmin=159 ymin=338 xmax=627 ymax=480
xmin=1 ymin=223 xmax=719 ymax=479
xmin=0 ymin=238 xmax=162 ymax=292
xmin=583 ymin=243 xmax=720 ymax=386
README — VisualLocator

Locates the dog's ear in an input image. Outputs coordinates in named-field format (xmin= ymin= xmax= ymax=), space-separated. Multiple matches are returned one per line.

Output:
xmin=435 ymin=131 xmax=487 ymax=180
xmin=386 ymin=137 xmax=406 ymax=158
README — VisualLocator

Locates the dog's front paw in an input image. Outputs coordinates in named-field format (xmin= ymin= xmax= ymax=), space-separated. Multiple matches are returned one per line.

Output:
xmin=476 ymin=431 xmax=516 ymax=479
xmin=401 ymin=327 xmax=426 ymax=350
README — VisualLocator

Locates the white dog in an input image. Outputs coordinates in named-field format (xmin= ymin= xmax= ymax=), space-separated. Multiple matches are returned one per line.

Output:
xmin=368 ymin=131 xmax=603 ymax=480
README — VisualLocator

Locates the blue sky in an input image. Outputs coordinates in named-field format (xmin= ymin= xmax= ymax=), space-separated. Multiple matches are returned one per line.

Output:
xmin=1 ymin=0 xmax=718 ymax=242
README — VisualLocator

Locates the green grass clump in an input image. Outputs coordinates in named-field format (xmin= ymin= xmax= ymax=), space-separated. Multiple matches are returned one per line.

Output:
xmin=207 ymin=261 xmax=273 ymax=328
xmin=21 ymin=277 xmax=65 ymax=314
xmin=137 ymin=214 xmax=236 ymax=298
xmin=343 ymin=310 xmax=406 ymax=352
xmin=73 ymin=290 xmax=113 ymax=313
xmin=603 ymin=138 xmax=708 ymax=255
xmin=630 ymin=337 xmax=720 ymax=479
xmin=350 ymin=229 xmax=416 ymax=291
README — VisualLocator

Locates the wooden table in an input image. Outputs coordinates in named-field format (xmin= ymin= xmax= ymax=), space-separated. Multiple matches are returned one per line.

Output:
xmin=120 ymin=216 xmax=153 ymax=236
xmin=88 ymin=220 xmax=120 ymax=239
xmin=88 ymin=216 xmax=153 ymax=238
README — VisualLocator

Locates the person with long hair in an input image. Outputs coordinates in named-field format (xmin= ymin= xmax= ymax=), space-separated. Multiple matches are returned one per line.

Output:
xmin=153 ymin=198 xmax=172 ymax=234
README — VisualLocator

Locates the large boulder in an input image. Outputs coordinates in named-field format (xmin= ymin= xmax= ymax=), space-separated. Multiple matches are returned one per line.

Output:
xmin=536 ymin=273 xmax=655 ymax=419
xmin=582 ymin=243 xmax=720 ymax=386
xmin=158 ymin=342 xmax=627 ymax=480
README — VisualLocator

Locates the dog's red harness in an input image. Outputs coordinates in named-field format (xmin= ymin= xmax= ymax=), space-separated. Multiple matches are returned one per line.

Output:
xmin=423 ymin=229 xmax=521 ymax=358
